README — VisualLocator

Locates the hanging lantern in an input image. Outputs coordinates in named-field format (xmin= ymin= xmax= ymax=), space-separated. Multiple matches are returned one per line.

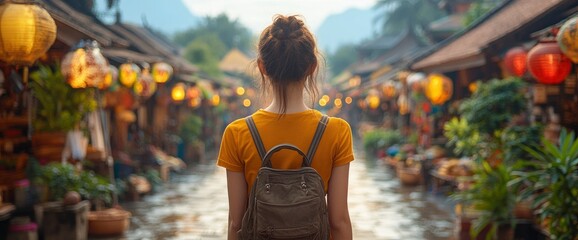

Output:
xmin=152 ymin=62 xmax=173 ymax=83
xmin=425 ymin=73 xmax=453 ymax=105
xmin=0 ymin=1 xmax=56 ymax=67
xmin=211 ymin=94 xmax=220 ymax=106
xmin=504 ymin=47 xmax=527 ymax=77
xmin=527 ymin=40 xmax=572 ymax=84
xmin=557 ymin=16 xmax=578 ymax=63
xmin=382 ymin=81 xmax=398 ymax=99
xmin=171 ymin=83 xmax=186 ymax=102
xmin=345 ymin=97 xmax=353 ymax=105
xmin=236 ymin=86 xmax=245 ymax=96
xmin=365 ymin=89 xmax=380 ymax=110
xmin=133 ymin=65 xmax=157 ymax=98
xmin=100 ymin=65 xmax=118 ymax=90
xmin=119 ymin=62 xmax=140 ymax=87
xmin=188 ymin=97 xmax=201 ymax=108
xmin=61 ymin=40 xmax=108 ymax=89
xmin=398 ymin=94 xmax=410 ymax=115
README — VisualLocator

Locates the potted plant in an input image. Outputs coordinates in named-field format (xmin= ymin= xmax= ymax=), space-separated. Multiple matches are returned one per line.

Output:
xmin=452 ymin=162 xmax=517 ymax=239
xmin=29 ymin=65 xmax=97 ymax=163
xmin=513 ymin=129 xmax=578 ymax=239
xmin=179 ymin=113 xmax=204 ymax=164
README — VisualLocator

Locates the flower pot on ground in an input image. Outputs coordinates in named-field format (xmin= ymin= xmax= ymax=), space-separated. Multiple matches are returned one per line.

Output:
xmin=452 ymin=162 xmax=518 ymax=239
xmin=87 ymin=208 xmax=131 ymax=236
xmin=396 ymin=158 xmax=422 ymax=186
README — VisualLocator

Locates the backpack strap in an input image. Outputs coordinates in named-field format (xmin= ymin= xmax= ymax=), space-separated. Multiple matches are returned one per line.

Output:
xmin=245 ymin=116 xmax=267 ymax=160
xmin=245 ymin=114 xmax=329 ymax=167
xmin=305 ymin=115 xmax=329 ymax=166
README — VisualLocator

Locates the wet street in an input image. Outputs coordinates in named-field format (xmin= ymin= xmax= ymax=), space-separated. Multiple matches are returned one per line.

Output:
xmin=107 ymin=149 xmax=455 ymax=240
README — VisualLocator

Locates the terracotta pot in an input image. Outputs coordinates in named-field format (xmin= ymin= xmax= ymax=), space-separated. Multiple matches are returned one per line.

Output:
xmin=87 ymin=208 xmax=131 ymax=236
xmin=396 ymin=163 xmax=422 ymax=186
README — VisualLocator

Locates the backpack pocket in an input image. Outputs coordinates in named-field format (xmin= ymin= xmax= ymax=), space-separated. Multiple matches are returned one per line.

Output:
xmin=256 ymin=197 xmax=321 ymax=238
xmin=258 ymin=225 xmax=320 ymax=239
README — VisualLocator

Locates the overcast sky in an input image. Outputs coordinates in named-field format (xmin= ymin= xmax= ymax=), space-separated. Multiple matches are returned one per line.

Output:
xmin=182 ymin=0 xmax=377 ymax=34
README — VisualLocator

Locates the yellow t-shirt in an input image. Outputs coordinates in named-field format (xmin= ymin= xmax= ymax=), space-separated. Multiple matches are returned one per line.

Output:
xmin=217 ymin=109 xmax=354 ymax=193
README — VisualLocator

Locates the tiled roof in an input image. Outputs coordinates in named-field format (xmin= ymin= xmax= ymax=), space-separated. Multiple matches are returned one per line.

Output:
xmin=412 ymin=0 xmax=568 ymax=71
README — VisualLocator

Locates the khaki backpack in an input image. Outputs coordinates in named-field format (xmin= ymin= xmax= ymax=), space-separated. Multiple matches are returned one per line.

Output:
xmin=237 ymin=115 xmax=330 ymax=240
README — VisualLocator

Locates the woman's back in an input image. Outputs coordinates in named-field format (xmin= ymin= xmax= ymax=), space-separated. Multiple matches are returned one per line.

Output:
xmin=217 ymin=109 xmax=353 ymax=193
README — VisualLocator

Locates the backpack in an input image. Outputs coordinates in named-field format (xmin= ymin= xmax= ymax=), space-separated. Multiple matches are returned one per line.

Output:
xmin=237 ymin=115 xmax=330 ymax=240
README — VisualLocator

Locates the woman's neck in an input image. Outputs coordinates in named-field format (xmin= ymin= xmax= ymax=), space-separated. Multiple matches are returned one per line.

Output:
xmin=264 ymin=83 xmax=310 ymax=114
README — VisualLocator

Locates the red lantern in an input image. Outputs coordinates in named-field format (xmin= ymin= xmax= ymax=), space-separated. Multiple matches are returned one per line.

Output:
xmin=504 ymin=47 xmax=527 ymax=77
xmin=527 ymin=41 xmax=572 ymax=84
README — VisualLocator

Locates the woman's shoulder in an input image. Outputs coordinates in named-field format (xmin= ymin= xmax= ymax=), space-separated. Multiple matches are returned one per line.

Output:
xmin=224 ymin=117 xmax=249 ymax=133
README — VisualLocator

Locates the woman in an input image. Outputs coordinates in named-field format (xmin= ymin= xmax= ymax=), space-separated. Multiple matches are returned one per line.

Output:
xmin=217 ymin=15 xmax=354 ymax=240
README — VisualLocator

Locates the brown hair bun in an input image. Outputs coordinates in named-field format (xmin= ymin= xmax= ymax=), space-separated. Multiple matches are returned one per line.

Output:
xmin=271 ymin=15 xmax=304 ymax=40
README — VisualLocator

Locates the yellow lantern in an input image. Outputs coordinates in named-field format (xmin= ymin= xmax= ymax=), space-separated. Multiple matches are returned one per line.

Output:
xmin=318 ymin=98 xmax=327 ymax=107
xmin=398 ymin=94 xmax=410 ymax=115
xmin=211 ymin=94 xmax=220 ymax=106
xmin=100 ymin=65 xmax=118 ymax=90
xmin=152 ymin=62 xmax=173 ymax=83
xmin=119 ymin=63 xmax=140 ymax=87
xmin=365 ymin=89 xmax=380 ymax=109
xmin=171 ymin=83 xmax=186 ymax=102
xmin=133 ymin=66 xmax=156 ymax=98
xmin=0 ymin=1 xmax=56 ymax=67
xmin=61 ymin=41 xmax=109 ymax=89
xmin=425 ymin=73 xmax=453 ymax=105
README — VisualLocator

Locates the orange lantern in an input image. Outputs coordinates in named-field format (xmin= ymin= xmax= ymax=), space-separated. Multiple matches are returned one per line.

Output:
xmin=0 ymin=1 xmax=56 ymax=66
xmin=133 ymin=65 xmax=156 ymax=98
xmin=557 ymin=16 xmax=578 ymax=63
xmin=152 ymin=62 xmax=173 ymax=83
xmin=527 ymin=40 xmax=572 ymax=84
xmin=425 ymin=73 xmax=453 ymax=105
xmin=382 ymin=81 xmax=398 ymax=99
xmin=171 ymin=83 xmax=186 ymax=102
xmin=119 ymin=62 xmax=140 ymax=87
xmin=504 ymin=47 xmax=527 ymax=77
xmin=61 ymin=41 xmax=109 ymax=89
xmin=100 ymin=65 xmax=118 ymax=90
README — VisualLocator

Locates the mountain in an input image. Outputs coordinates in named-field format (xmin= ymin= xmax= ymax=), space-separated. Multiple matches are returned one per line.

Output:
xmin=100 ymin=0 xmax=200 ymax=35
xmin=315 ymin=7 xmax=381 ymax=54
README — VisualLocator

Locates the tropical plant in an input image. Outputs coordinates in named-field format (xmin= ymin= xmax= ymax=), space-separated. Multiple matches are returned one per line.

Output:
xmin=443 ymin=117 xmax=481 ymax=157
xmin=513 ymin=129 xmax=578 ymax=239
xmin=452 ymin=162 xmax=518 ymax=239
xmin=459 ymin=78 xmax=526 ymax=136
xmin=38 ymin=163 xmax=115 ymax=205
xmin=29 ymin=65 xmax=97 ymax=132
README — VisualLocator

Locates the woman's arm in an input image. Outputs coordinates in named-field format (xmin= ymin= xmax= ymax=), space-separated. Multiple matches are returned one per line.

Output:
xmin=226 ymin=170 xmax=248 ymax=240
xmin=327 ymin=163 xmax=352 ymax=240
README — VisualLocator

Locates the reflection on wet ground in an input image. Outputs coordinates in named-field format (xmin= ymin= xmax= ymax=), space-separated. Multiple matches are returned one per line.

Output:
xmin=91 ymin=150 xmax=455 ymax=240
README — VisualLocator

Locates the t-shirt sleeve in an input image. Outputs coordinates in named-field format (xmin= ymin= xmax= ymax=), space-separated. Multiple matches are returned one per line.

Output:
xmin=333 ymin=119 xmax=354 ymax=166
xmin=217 ymin=124 xmax=244 ymax=172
